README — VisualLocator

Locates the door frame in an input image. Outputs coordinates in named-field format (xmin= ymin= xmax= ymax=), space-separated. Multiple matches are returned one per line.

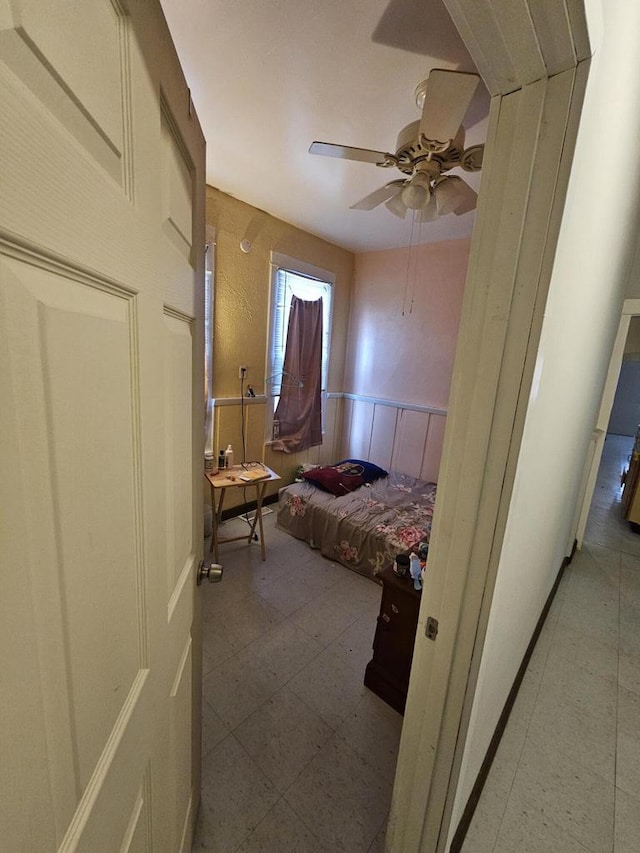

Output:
xmin=574 ymin=298 xmax=640 ymax=547
xmin=387 ymin=2 xmax=593 ymax=850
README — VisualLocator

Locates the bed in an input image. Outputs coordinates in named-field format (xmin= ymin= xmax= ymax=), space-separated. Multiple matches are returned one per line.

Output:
xmin=276 ymin=463 xmax=437 ymax=581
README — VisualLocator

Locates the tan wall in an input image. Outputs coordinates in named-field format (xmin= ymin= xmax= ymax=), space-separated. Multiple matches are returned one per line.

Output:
xmin=206 ymin=186 xmax=354 ymax=509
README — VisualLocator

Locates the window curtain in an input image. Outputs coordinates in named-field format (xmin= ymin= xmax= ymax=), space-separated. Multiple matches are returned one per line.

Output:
xmin=272 ymin=295 xmax=323 ymax=453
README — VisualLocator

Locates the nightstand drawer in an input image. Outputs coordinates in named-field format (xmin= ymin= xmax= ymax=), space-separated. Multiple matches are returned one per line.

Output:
xmin=364 ymin=564 xmax=421 ymax=714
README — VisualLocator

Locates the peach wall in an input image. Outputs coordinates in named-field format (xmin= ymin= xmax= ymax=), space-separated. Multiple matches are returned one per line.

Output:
xmin=346 ymin=239 xmax=470 ymax=409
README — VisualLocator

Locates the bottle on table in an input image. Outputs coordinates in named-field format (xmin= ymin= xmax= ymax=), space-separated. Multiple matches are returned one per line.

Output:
xmin=224 ymin=444 xmax=234 ymax=468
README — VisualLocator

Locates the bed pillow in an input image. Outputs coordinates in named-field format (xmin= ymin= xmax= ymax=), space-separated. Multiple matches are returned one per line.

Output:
xmin=302 ymin=462 xmax=365 ymax=496
xmin=335 ymin=459 xmax=388 ymax=483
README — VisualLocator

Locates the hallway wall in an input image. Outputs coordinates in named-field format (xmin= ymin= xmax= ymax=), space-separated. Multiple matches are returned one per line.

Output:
xmin=450 ymin=0 xmax=640 ymax=836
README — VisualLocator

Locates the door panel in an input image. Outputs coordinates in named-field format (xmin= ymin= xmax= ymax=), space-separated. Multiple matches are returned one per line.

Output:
xmin=162 ymin=109 xmax=195 ymax=259
xmin=0 ymin=0 xmax=129 ymax=187
xmin=0 ymin=1 xmax=205 ymax=850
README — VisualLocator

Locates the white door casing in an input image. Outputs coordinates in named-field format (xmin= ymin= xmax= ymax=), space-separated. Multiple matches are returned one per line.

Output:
xmin=0 ymin=2 xmax=205 ymax=851
xmin=388 ymin=1 xmax=593 ymax=850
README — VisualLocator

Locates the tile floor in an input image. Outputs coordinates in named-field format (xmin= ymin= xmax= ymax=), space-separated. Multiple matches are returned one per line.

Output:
xmin=193 ymin=508 xmax=400 ymax=852
xmin=461 ymin=433 xmax=640 ymax=853
xmin=194 ymin=433 xmax=640 ymax=853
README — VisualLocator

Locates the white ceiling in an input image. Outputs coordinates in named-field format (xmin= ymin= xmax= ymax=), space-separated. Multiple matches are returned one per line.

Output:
xmin=159 ymin=0 xmax=490 ymax=254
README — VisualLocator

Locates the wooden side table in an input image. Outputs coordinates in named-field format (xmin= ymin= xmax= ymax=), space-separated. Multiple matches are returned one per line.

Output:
xmin=205 ymin=465 xmax=280 ymax=562
xmin=364 ymin=564 xmax=421 ymax=714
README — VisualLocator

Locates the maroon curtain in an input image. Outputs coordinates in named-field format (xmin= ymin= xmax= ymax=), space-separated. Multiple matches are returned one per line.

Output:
xmin=272 ymin=295 xmax=323 ymax=453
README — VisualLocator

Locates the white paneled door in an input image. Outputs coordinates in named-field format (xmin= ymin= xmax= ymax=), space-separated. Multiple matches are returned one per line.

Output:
xmin=0 ymin=2 xmax=206 ymax=851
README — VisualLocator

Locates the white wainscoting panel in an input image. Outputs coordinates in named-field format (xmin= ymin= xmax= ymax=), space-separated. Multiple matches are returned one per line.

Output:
xmin=342 ymin=394 xmax=446 ymax=483
xmin=392 ymin=409 xmax=431 ymax=476
xmin=348 ymin=398 xmax=376 ymax=460
xmin=422 ymin=413 xmax=447 ymax=483
xmin=369 ymin=404 xmax=398 ymax=471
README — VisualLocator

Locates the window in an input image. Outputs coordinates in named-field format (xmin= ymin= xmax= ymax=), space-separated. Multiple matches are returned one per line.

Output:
xmin=204 ymin=230 xmax=215 ymax=453
xmin=267 ymin=253 xmax=334 ymax=436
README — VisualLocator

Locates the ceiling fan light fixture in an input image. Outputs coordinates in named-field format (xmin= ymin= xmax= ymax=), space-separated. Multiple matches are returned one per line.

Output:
xmin=385 ymin=193 xmax=408 ymax=219
xmin=434 ymin=176 xmax=465 ymax=216
xmin=401 ymin=172 xmax=431 ymax=210
xmin=416 ymin=195 xmax=439 ymax=223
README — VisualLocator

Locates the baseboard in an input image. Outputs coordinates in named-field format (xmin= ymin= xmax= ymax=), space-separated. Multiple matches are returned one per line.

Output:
xmin=219 ymin=492 xmax=279 ymax=522
xmin=449 ymin=540 xmax=577 ymax=852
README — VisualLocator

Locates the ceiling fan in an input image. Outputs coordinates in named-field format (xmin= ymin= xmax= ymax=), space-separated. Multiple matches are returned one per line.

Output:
xmin=309 ymin=69 xmax=484 ymax=222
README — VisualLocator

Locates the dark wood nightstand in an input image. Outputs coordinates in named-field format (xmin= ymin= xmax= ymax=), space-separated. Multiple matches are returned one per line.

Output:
xmin=364 ymin=564 xmax=421 ymax=714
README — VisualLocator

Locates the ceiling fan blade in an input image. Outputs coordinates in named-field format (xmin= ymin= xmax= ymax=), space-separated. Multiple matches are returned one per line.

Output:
xmin=418 ymin=69 xmax=480 ymax=148
xmin=350 ymin=180 xmax=406 ymax=211
xmin=434 ymin=176 xmax=477 ymax=216
xmin=309 ymin=141 xmax=390 ymax=165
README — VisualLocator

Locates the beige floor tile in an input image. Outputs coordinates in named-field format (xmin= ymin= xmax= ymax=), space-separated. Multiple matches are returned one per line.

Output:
xmin=255 ymin=565 xmax=338 ymax=616
xmin=335 ymin=691 xmax=403 ymax=785
xmin=620 ymin=550 xmax=640 ymax=578
xmin=556 ymin=594 xmax=619 ymax=644
xmin=202 ymin=700 xmax=229 ymax=758
xmin=460 ymin=785 xmax=507 ymax=853
xmin=193 ymin=735 xmax=279 ymax=853
xmin=548 ymin=620 xmax=618 ymax=680
xmin=619 ymin=608 xmax=640 ymax=659
xmin=493 ymin=799 xmax=592 ymax=853
xmin=283 ymin=736 xmax=390 ymax=853
xmin=244 ymin=619 xmax=324 ymax=685
xmin=479 ymin=710 xmax=529 ymax=804
xmin=287 ymin=644 xmax=369 ymax=730
xmin=320 ymin=570 xmax=382 ymax=618
xmin=366 ymin=819 xmax=388 ymax=853
xmin=296 ymin=553 xmax=351 ymax=588
xmin=504 ymin=735 xmax=614 ymax=852
xmin=506 ymin=666 xmax=542 ymax=732
xmin=525 ymin=612 xmax=559 ymax=679
xmin=328 ymin=612 xmax=377 ymax=675
xmin=619 ymin=650 xmax=640 ymax=695
xmin=203 ymin=592 xmax=284 ymax=653
xmin=567 ymin=542 xmax=621 ymax=588
xmin=537 ymin=651 xmax=617 ymax=721
xmin=202 ymin=626 xmax=235 ymax=674
xmin=234 ymin=687 xmax=332 ymax=794
xmin=614 ymin=787 xmax=640 ymax=853
xmin=236 ymin=799 xmax=329 ymax=853
xmin=203 ymin=650 xmax=282 ymax=730
xmin=616 ymin=685 xmax=640 ymax=799
xmin=526 ymin=695 xmax=616 ymax=783
xmin=290 ymin=588 xmax=360 ymax=647
xmin=618 ymin=530 xmax=640 ymax=559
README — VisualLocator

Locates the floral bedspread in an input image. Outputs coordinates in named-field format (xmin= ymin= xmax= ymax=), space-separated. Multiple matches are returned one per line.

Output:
xmin=276 ymin=471 xmax=437 ymax=581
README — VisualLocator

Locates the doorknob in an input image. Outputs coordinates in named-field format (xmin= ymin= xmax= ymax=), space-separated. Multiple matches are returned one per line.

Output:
xmin=197 ymin=560 xmax=223 ymax=585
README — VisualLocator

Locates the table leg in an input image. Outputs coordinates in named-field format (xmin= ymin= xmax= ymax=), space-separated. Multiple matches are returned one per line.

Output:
xmin=256 ymin=482 xmax=267 ymax=561
xmin=209 ymin=485 xmax=226 ymax=563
